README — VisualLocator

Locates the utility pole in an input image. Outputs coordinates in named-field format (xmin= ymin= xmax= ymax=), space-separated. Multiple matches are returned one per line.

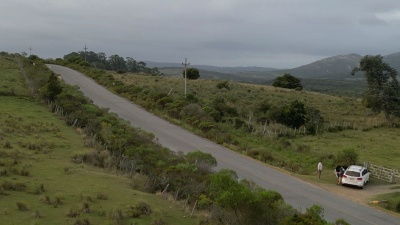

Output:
xmin=29 ymin=46 xmax=32 ymax=56
xmin=182 ymin=58 xmax=190 ymax=97
xmin=83 ymin=44 xmax=88 ymax=62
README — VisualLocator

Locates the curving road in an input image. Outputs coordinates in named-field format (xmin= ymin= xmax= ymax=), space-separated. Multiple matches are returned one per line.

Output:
xmin=47 ymin=65 xmax=400 ymax=225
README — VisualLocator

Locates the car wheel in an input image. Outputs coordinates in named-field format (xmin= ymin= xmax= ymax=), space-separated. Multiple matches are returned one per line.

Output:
xmin=361 ymin=182 xmax=365 ymax=189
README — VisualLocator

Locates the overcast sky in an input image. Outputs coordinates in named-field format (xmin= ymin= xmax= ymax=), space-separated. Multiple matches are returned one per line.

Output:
xmin=1 ymin=0 xmax=400 ymax=68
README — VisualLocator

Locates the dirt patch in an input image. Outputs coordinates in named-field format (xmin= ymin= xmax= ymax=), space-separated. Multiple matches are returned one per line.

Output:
xmin=313 ymin=180 xmax=399 ymax=205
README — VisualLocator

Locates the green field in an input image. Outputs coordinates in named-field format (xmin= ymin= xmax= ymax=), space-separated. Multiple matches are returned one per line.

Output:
xmin=3 ymin=52 xmax=400 ymax=222
xmin=0 ymin=55 xmax=199 ymax=225
xmin=0 ymin=55 xmax=30 ymax=96
xmin=108 ymin=72 xmax=398 ymax=172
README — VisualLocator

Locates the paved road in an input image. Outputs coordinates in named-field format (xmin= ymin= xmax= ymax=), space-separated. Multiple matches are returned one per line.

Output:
xmin=47 ymin=64 xmax=400 ymax=225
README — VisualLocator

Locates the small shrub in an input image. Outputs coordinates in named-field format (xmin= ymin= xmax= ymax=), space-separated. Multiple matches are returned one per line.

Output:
xmin=20 ymin=169 xmax=30 ymax=176
xmin=136 ymin=202 xmax=152 ymax=216
xmin=396 ymin=201 xmax=400 ymax=213
xmin=34 ymin=211 xmax=42 ymax=218
xmin=0 ymin=168 xmax=9 ymax=176
xmin=81 ymin=202 xmax=92 ymax=213
xmin=2 ymin=181 xmax=27 ymax=191
xmin=152 ymin=218 xmax=167 ymax=225
xmin=13 ymin=158 xmax=20 ymax=165
xmin=64 ymin=167 xmax=71 ymax=174
xmin=32 ymin=183 xmax=45 ymax=195
xmin=126 ymin=206 xmax=141 ymax=218
xmin=74 ymin=218 xmax=90 ymax=225
xmin=0 ymin=186 xmax=6 ymax=195
xmin=335 ymin=218 xmax=351 ymax=225
xmin=130 ymin=173 xmax=151 ymax=192
xmin=16 ymin=202 xmax=28 ymax=211
xmin=96 ymin=192 xmax=108 ymax=200
xmin=67 ymin=209 xmax=80 ymax=218
xmin=108 ymin=208 xmax=123 ymax=223
xmin=97 ymin=210 xmax=107 ymax=217
xmin=72 ymin=153 xmax=85 ymax=164
xmin=86 ymin=196 xmax=93 ymax=202
xmin=336 ymin=148 xmax=358 ymax=166
xmin=197 ymin=194 xmax=213 ymax=209
xmin=0 ymin=151 xmax=8 ymax=157
xmin=55 ymin=197 xmax=63 ymax=206
xmin=247 ymin=149 xmax=260 ymax=158
xmin=3 ymin=141 xmax=12 ymax=149
xmin=27 ymin=142 xmax=42 ymax=151
xmin=44 ymin=195 xmax=51 ymax=204
xmin=296 ymin=144 xmax=310 ymax=153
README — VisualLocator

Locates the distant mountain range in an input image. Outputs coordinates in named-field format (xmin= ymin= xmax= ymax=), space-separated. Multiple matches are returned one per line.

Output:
xmin=146 ymin=52 xmax=400 ymax=81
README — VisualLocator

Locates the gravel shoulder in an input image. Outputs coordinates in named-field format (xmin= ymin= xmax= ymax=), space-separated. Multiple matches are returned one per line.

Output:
xmin=305 ymin=175 xmax=400 ymax=207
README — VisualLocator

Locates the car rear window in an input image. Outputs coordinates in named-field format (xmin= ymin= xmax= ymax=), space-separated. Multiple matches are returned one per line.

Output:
xmin=345 ymin=171 xmax=360 ymax=177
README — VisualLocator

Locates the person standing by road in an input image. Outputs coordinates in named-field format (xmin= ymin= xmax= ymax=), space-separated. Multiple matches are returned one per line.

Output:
xmin=317 ymin=161 xmax=323 ymax=179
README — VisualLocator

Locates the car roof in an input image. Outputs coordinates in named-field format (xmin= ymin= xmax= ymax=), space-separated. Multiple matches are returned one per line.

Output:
xmin=346 ymin=165 xmax=365 ymax=171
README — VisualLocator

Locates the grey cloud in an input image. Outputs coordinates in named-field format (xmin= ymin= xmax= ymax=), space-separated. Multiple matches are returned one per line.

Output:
xmin=359 ymin=16 xmax=387 ymax=26
xmin=1 ymin=0 xmax=400 ymax=68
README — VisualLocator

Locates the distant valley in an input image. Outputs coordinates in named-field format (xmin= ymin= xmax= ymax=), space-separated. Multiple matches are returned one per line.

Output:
xmin=146 ymin=52 xmax=400 ymax=97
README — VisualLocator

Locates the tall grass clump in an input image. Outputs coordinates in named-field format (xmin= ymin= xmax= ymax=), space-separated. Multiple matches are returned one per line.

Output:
xmin=16 ymin=201 xmax=28 ymax=211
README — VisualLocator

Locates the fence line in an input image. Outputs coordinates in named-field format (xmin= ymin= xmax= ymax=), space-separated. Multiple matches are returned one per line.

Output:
xmin=364 ymin=162 xmax=399 ymax=183
xmin=257 ymin=120 xmax=386 ymax=138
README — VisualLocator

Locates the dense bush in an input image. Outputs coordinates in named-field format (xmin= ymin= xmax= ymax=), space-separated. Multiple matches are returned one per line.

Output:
xmin=336 ymin=148 xmax=358 ymax=166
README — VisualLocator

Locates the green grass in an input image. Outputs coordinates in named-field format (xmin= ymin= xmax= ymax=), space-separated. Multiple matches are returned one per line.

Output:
xmin=115 ymin=73 xmax=376 ymax=124
xmin=48 ymin=58 xmax=400 ymax=215
xmin=112 ymin=72 xmax=399 ymax=173
xmin=373 ymin=192 xmax=400 ymax=213
xmin=294 ymin=127 xmax=400 ymax=169
xmin=0 ymin=96 xmax=199 ymax=225
xmin=0 ymin=56 xmax=29 ymax=96
xmin=0 ymin=55 xmax=200 ymax=225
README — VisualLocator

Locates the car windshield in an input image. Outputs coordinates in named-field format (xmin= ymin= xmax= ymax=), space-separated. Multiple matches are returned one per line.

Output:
xmin=345 ymin=171 xmax=360 ymax=177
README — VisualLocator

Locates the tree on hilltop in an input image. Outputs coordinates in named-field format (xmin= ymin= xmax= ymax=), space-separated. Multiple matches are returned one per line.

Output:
xmin=272 ymin=73 xmax=303 ymax=90
xmin=352 ymin=55 xmax=400 ymax=127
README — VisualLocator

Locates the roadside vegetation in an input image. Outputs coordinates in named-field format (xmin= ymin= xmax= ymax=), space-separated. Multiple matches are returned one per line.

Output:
xmin=0 ymin=51 xmax=354 ymax=224
xmin=44 ymin=52 xmax=400 ymax=216
xmin=375 ymin=189 xmax=400 ymax=213
xmin=0 ymin=52 xmax=200 ymax=225
xmin=51 ymin=52 xmax=400 ymax=172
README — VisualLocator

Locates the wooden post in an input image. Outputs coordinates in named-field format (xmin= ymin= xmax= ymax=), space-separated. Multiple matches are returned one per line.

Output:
xmin=175 ymin=188 xmax=180 ymax=200
xmin=183 ymin=199 xmax=188 ymax=210
xmin=190 ymin=200 xmax=197 ymax=217
xmin=391 ymin=169 xmax=395 ymax=183
xmin=162 ymin=184 xmax=169 ymax=195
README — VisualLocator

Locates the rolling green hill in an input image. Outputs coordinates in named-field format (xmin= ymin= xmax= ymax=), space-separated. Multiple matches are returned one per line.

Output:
xmin=0 ymin=53 xmax=200 ymax=225
xmin=272 ymin=53 xmax=363 ymax=79
xmin=5 ymin=52 xmax=400 ymax=221
xmin=96 ymin=69 xmax=400 ymax=173
xmin=155 ymin=52 xmax=400 ymax=97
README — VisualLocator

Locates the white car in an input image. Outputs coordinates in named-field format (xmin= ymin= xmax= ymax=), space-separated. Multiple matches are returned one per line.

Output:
xmin=341 ymin=165 xmax=370 ymax=189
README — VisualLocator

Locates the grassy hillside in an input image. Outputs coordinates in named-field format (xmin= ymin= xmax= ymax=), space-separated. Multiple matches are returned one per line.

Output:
xmin=114 ymin=73 xmax=378 ymax=127
xmin=46 ymin=56 xmax=400 ymax=217
xmin=0 ymin=54 xmax=199 ymax=225
xmin=0 ymin=55 xmax=30 ymax=96
xmin=104 ymin=71 xmax=400 ymax=174
xmin=273 ymin=54 xmax=362 ymax=79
